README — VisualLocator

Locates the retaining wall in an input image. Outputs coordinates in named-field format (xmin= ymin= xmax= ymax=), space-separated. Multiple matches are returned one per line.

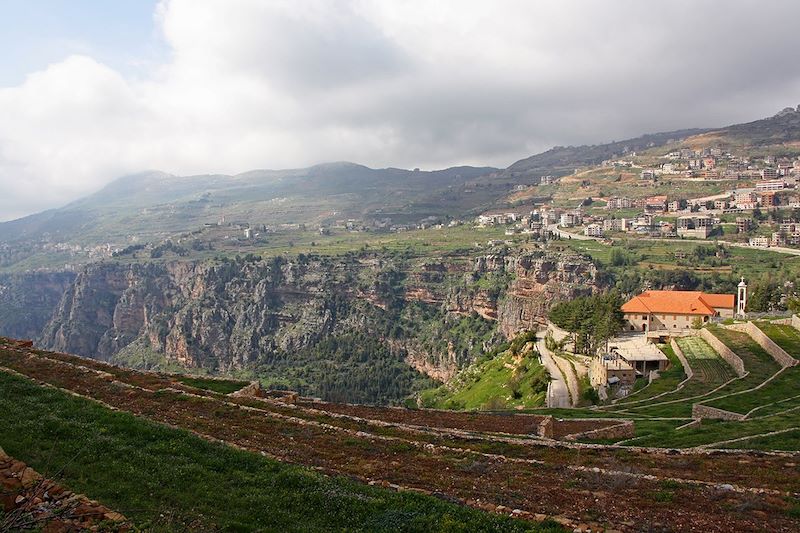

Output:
xmin=696 ymin=328 xmax=746 ymax=377
xmin=692 ymin=404 xmax=747 ymax=421
xmin=537 ymin=416 xmax=554 ymax=439
xmin=670 ymin=338 xmax=694 ymax=380
xmin=562 ymin=420 xmax=635 ymax=441
xmin=727 ymin=322 xmax=796 ymax=368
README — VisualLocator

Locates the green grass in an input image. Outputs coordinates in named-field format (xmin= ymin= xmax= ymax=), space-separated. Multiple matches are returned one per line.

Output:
xmin=755 ymin=322 xmax=800 ymax=359
xmin=631 ymin=410 xmax=800 ymax=449
xmin=717 ymin=428 xmax=800 ymax=451
xmin=175 ymin=376 xmax=251 ymax=394
xmin=704 ymin=366 xmax=800 ymax=415
xmin=706 ymin=326 xmax=781 ymax=384
xmin=419 ymin=347 xmax=548 ymax=410
xmin=612 ymin=344 xmax=687 ymax=405
xmin=676 ymin=337 xmax=737 ymax=387
xmin=607 ymin=337 xmax=734 ymax=418
xmin=0 ymin=370 xmax=556 ymax=532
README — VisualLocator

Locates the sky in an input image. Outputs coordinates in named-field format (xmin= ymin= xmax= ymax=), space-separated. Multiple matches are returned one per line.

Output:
xmin=1 ymin=0 xmax=800 ymax=221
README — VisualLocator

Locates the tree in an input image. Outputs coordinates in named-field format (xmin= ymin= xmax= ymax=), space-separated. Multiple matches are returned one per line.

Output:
xmin=549 ymin=291 xmax=625 ymax=355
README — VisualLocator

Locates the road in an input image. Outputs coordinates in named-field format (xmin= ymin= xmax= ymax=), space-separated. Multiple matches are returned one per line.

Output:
xmin=549 ymin=223 xmax=800 ymax=256
xmin=536 ymin=337 xmax=571 ymax=408
xmin=547 ymin=223 xmax=594 ymax=240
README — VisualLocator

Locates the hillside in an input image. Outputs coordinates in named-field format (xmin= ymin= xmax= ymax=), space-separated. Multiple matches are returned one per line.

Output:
xmin=419 ymin=333 xmax=549 ymax=410
xmin=2 ymin=338 xmax=799 ymax=531
xmin=501 ymin=128 xmax=711 ymax=181
xmin=0 ymin=163 xmax=496 ymax=246
xmin=4 ymin=108 xmax=800 ymax=274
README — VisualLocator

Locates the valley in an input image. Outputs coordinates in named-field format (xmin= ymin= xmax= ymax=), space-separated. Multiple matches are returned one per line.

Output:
xmin=4 ymin=108 xmax=800 ymax=531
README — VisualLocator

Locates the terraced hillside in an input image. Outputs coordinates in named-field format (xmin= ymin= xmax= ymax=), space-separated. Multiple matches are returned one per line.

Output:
xmin=756 ymin=321 xmax=800 ymax=358
xmin=603 ymin=336 xmax=737 ymax=419
xmin=609 ymin=343 xmax=686 ymax=405
xmin=678 ymin=337 xmax=739 ymax=386
xmin=1 ymin=338 xmax=800 ymax=531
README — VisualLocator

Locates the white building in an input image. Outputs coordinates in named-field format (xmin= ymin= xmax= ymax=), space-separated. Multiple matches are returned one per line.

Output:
xmin=749 ymin=236 xmax=770 ymax=247
xmin=585 ymin=223 xmax=603 ymax=237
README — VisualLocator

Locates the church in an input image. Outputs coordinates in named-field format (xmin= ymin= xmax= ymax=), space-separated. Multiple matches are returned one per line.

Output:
xmin=620 ymin=282 xmax=745 ymax=333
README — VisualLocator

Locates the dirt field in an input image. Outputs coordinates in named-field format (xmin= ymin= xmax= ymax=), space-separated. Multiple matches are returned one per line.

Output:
xmin=1 ymin=339 xmax=799 ymax=532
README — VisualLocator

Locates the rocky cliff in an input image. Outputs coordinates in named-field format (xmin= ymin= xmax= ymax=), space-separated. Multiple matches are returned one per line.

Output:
xmin=0 ymin=272 xmax=76 ymax=340
xmin=36 ymin=248 xmax=598 ymax=402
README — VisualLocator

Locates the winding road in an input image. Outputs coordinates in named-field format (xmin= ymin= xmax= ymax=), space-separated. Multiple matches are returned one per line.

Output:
xmin=536 ymin=336 xmax=571 ymax=408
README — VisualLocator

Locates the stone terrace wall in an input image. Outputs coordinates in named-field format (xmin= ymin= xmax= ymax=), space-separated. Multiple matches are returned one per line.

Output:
xmin=774 ymin=315 xmax=800 ymax=331
xmin=692 ymin=404 xmax=747 ymax=421
xmin=697 ymin=328 xmax=746 ymax=377
xmin=727 ymin=322 xmax=797 ymax=368
xmin=670 ymin=339 xmax=694 ymax=380
xmin=562 ymin=420 xmax=635 ymax=441
xmin=552 ymin=418 xmax=635 ymax=440
xmin=0 ymin=446 xmax=130 ymax=531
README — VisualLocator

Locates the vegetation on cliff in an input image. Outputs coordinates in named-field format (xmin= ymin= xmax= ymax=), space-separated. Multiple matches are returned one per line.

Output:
xmin=548 ymin=292 xmax=624 ymax=355
xmin=418 ymin=331 xmax=548 ymax=410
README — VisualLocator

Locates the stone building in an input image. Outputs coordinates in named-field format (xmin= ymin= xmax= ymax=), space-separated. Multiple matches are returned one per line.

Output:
xmin=621 ymin=290 xmax=735 ymax=332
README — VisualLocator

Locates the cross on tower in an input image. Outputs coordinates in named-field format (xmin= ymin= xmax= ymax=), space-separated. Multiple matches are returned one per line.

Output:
xmin=737 ymin=277 xmax=747 ymax=317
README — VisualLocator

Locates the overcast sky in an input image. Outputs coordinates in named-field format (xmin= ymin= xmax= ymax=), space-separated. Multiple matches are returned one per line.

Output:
xmin=1 ymin=0 xmax=799 ymax=221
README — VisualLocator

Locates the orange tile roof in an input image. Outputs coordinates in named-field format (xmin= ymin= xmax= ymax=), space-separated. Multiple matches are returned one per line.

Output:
xmin=621 ymin=290 xmax=734 ymax=316
xmin=698 ymin=293 xmax=735 ymax=309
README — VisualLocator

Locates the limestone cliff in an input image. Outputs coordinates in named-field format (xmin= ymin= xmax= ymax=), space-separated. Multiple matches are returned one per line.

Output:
xmin=0 ymin=272 xmax=76 ymax=340
xmin=35 ymin=248 xmax=598 ymax=401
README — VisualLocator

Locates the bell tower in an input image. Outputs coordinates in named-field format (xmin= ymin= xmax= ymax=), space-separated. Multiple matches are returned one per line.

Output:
xmin=737 ymin=277 xmax=747 ymax=317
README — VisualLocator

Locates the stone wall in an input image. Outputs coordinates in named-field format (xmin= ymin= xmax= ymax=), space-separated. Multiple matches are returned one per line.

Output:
xmin=562 ymin=420 xmax=635 ymax=441
xmin=670 ymin=338 xmax=694 ymax=380
xmin=697 ymin=328 xmax=746 ymax=377
xmin=537 ymin=416 xmax=554 ymax=439
xmin=727 ymin=322 xmax=797 ymax=368
xmin=0 ymin=446 xmax=129 ymax=531
xmin=692 ymin=404 xmax=747 ymax=421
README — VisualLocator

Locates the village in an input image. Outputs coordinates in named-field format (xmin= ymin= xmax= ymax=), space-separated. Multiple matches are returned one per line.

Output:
xmin=476 ymin=139 xmax=800 ymax=250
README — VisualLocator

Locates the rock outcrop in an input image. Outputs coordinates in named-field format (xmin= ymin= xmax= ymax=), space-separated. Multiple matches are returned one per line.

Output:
xmin=0 ymin=271 xmax=76 ymax=340
xmin=36 ymin=249 xmax=599 ymax=396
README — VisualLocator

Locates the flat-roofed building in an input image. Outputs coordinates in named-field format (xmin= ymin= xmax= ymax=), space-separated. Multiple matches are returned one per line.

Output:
xmin=589 ymin=355 xmax=636 ymax=387
xmin=677 ymin=215 xmax=713 ymax=238
xmin=609 ymin=337 xmax=670 ymax=376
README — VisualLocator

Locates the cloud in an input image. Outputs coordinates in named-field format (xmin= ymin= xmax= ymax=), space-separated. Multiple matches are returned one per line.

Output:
xmin=2 ymin=0 xmax=800 ymax=220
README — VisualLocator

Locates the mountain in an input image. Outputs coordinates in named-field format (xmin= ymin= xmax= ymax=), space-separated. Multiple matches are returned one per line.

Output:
xmin=0 ymin=163 xmax=498 ymax=247
xmin=687 ymin=105 xmax=800 ymax=148
xmin=4 ymin=107 xmax=800 ymax=273
xmin=500 ymin=128 xmax=711 ymax=181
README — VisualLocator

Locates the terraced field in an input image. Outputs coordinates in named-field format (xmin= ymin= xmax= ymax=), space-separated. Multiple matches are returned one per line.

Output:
xmin=703 ymin=365 xmax=800 ymax=415
xmin=605 ymin=337 xmax=737 ymax=418
xmin=2 ymin=338 xmax=800 ymax=532
xmin=679 ymin=336 xmax=737 ymax=385
xmin=755 ymin=321 xmax=800 ymax=359
xmin=609 ymin=344 xmax=686 ymax=405
xmin=706 ymin=326 xmax=782 ymax=387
